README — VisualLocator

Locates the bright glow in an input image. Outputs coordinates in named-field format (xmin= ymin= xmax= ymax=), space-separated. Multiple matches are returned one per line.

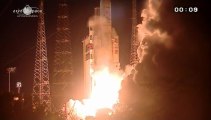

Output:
xmin=67 ymin=67 xmax=123 ymax=119
xmin=14 ymin=97 xmax=19 ymax=101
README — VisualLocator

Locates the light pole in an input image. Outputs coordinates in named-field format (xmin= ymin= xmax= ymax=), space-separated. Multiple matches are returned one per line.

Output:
xmin=7 ymin=67 xmax=16 ymax=93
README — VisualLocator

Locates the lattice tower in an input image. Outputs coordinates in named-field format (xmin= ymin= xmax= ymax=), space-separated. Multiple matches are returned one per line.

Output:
xmin=32 ymin=0 xmax=51 ymax=111
xmin=130 ymin=0 xmax=139 ymax=66
xmin=52 ymin=0 xmax=73 ymax=109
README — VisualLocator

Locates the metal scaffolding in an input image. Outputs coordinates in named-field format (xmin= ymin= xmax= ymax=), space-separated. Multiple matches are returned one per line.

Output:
xmin=52 ymin=0 xmax=73 ymax=109
xmin=130 ymin=0 xmax=139 ymax=66
xmin=32 ymin=0 xmax=51 ymax=111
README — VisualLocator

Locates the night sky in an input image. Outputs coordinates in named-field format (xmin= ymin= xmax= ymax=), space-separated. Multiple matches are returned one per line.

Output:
xmin=0 ymin=0 xmax=210 ymax=118
xmin=0 ymin=0 xmax=145 ymax=95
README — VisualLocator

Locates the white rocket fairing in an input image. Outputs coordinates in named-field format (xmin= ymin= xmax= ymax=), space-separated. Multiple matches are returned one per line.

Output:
xmin=83 ymin=0 xmax=120 ymax=98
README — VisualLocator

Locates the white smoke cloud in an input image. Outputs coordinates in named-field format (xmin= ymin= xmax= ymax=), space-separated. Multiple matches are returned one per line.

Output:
xmin=137 ymin=0 xmax=172 ymax=63
xmin=124 ymin=65 xmax=133 ymax=77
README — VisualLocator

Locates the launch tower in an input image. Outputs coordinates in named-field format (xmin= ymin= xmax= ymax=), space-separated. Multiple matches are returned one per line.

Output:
xmin=130 ymin=0 xmax=139 ymax=66
xmin=32 ymin=0 xmax=51 ymax=111
xmin=52 ymin=0 xmax=73 ymax=109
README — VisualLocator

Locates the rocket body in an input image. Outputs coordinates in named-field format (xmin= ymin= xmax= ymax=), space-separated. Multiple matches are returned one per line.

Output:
xmin=83 ymin=0 xmax=120 ymax=98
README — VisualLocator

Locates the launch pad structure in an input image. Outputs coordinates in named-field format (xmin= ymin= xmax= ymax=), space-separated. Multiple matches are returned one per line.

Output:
xmin=130 ymin=0 xmax=139 ymax=66
xmin=32 ymin=0 xmax=51 ymax=111
xmin=52 ymin=0 xmax=74 ymax=110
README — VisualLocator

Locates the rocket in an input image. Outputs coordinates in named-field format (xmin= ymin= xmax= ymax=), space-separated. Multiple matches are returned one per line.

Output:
xmin=83 ymin=0 xmax=120 ymax=98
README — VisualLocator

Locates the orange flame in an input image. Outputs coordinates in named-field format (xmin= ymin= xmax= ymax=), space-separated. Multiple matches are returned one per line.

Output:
xmin=67 ymin=67 xmax=123 ymax=119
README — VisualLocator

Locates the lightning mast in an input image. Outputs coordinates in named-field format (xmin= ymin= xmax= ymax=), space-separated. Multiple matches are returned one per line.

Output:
xmin=52 ymin=0 xmax=73 ymax=109
xmin=130 ymin=0 xmax=139 ymax=66
xmin=32 ymin=0 xmax=51 ymax=111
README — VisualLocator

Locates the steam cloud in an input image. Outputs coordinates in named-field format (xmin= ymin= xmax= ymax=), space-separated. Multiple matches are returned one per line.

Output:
xmin=119 ymin=0 xmax=210 ymax=120
xmin=137 ymin=0 xmax=172 ymax=63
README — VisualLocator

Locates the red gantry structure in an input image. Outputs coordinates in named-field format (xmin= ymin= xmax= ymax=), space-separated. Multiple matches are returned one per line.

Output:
xmin=32 ymin=0 xmax=51 ymax=111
